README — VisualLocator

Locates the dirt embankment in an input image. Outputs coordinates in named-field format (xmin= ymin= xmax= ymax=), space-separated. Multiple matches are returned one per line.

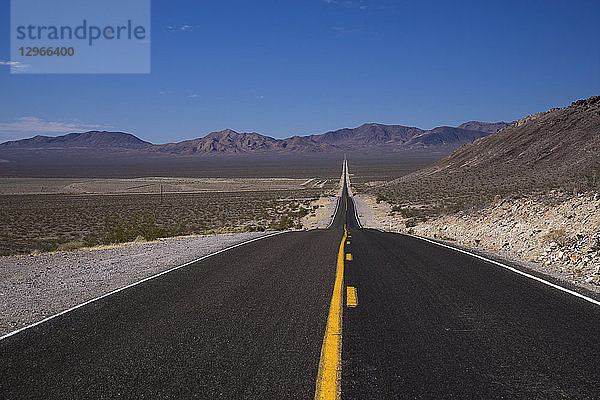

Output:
xmin=355 ymin=192 xmax=600 ymax=290
xmin=411 ymin=193 xmax=600 ymax=285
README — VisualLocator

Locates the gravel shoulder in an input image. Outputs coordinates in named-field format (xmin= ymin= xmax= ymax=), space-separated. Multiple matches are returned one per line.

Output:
xmin=301 ymin=196 xmax=338 ymax=229
xmin=354 ymin=194 xmax=391 ymax=229
xmin=0 ymin=232 xmax=271 ymax=336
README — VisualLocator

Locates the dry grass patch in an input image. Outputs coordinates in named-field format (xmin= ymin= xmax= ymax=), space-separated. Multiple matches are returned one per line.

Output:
xmin=544 ymin=228 xmax=571 ymax=246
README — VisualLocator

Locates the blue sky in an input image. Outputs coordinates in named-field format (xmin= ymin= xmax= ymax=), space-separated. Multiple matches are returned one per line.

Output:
xmin=0 ymin=0 xmax=599 ymax=143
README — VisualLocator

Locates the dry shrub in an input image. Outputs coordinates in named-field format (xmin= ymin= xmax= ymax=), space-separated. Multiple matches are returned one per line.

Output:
xmin=544 ymin=228 xmax=570 ymax=246
xmin=57 ymin=241 xmax=87 ymax=252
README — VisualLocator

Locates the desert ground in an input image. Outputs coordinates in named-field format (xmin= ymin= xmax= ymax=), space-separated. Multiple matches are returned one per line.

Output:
xmin=0 ymin=154 xmax=432 ymax=256
xmin=0 ymin=177 xmax=338 ymax=256
xmin=0 ymin=164 xmax=352 ymax=336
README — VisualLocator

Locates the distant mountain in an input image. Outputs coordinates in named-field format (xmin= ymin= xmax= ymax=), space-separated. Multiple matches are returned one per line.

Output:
xmin=307 ymin=123 xmax=423 ymax=147
xmin=457 ymin=121 xmax=511 ymax=133
xmin=302 ymin=122 xmax=503 ymax=152
xmin=377 ymin=95 xmax=600 ymax=206
xmin=403 ymin=126 xmax=491 ymax=149
xmin=150 ymin=123 xmax=501 ymax=154
xmin=152 ymin=129 xmax=280 ymax=154
xmin=0 ymin=131 xmax=152 ymax=150
xmin=0 ymin=120 xmax=507 ymax=156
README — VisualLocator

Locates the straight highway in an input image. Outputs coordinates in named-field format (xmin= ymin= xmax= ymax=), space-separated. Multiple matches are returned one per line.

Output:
xmin=1 ymin=159 xmax=599 ymax=399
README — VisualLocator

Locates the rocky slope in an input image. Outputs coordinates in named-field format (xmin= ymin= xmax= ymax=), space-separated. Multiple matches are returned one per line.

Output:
xmin=402 ymin=126 xmax=491 ymax=150
xmin=457 ymin=121 xmax=510 ymax=133
xmin=411 ymin=193 xmax=600 ymax=287
xmin=377 ymin=96 xmax=600 ymax=209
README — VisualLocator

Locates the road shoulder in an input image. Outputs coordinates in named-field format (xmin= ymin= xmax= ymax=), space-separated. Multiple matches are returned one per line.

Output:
xmin=0 ymin=232 xmax=271 ymax=336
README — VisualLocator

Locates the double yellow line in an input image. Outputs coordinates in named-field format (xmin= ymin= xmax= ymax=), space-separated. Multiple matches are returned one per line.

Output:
xmin=314 ymin=222 xmax=348 ymax=400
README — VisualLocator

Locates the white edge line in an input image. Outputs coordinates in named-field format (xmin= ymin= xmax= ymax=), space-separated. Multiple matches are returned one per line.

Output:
xmin=399 ymin=233 xmax=600 ymax=307
xmin=0 ymin=230 xmax=288 ymax=341
xmin=324 ymin=159 xmax=345 ymax=230
xmin=343 ymin=158 xmax=360 ymax=228
xmin=351 ymin=196 xmax=362 ymax=228
xmin=326 ymin=197 xmax=341 ymax=229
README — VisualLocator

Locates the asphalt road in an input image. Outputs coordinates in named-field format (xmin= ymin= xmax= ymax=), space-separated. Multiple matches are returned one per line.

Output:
xmin=2 ymin=164 xmax=600 ymax=399
xmin=0 ymin=203 xmax=346 ymax=399
xmin=342 ymin=198 xmax=600 ymax=399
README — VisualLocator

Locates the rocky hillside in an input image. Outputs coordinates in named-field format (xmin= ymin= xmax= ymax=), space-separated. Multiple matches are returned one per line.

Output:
xmin=411 ymin=192 xmax=600 ymax=286
xmin=402 ymin=126 xmax=491 ymax=150
xmin=377 ymin=95 xmax=600 ymax=210
xmin=457 ymin=121 xmax=510 ymax=133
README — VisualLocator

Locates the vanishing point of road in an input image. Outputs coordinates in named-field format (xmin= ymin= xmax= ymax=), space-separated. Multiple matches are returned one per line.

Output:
xmin=2 ymin=159 xmax=599 ymax=399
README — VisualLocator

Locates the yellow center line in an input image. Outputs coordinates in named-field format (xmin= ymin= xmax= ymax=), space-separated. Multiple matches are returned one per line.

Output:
xmin=314 ymin=224 xmax=348 ymax=400
xmin=345 ymin=253 xmax=352 ymax=261
xmin=346 ymin=286 xmax=358 ymax=307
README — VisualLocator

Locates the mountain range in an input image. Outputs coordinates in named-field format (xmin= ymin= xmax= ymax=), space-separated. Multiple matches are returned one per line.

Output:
xmin=0 ymin=131 xmax=152 ymax=150
xmin=0 ymin=121 xmax=510 ymax=156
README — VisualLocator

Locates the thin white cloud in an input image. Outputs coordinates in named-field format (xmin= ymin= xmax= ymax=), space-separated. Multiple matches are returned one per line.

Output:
xmin=0 ymin=116 xmax=110 ymax=138
xmin=322 ymin=0 xmax=369 ymax=9
xmin=188 ymin=94 xmax=200 ymax=99
xmin=332 ymin=26 xmax=354 ymax=38
xmin=0 ymin=60 xmax=30 ymax=73
xmin=167 ymin=24 xmax=194 ymax=32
